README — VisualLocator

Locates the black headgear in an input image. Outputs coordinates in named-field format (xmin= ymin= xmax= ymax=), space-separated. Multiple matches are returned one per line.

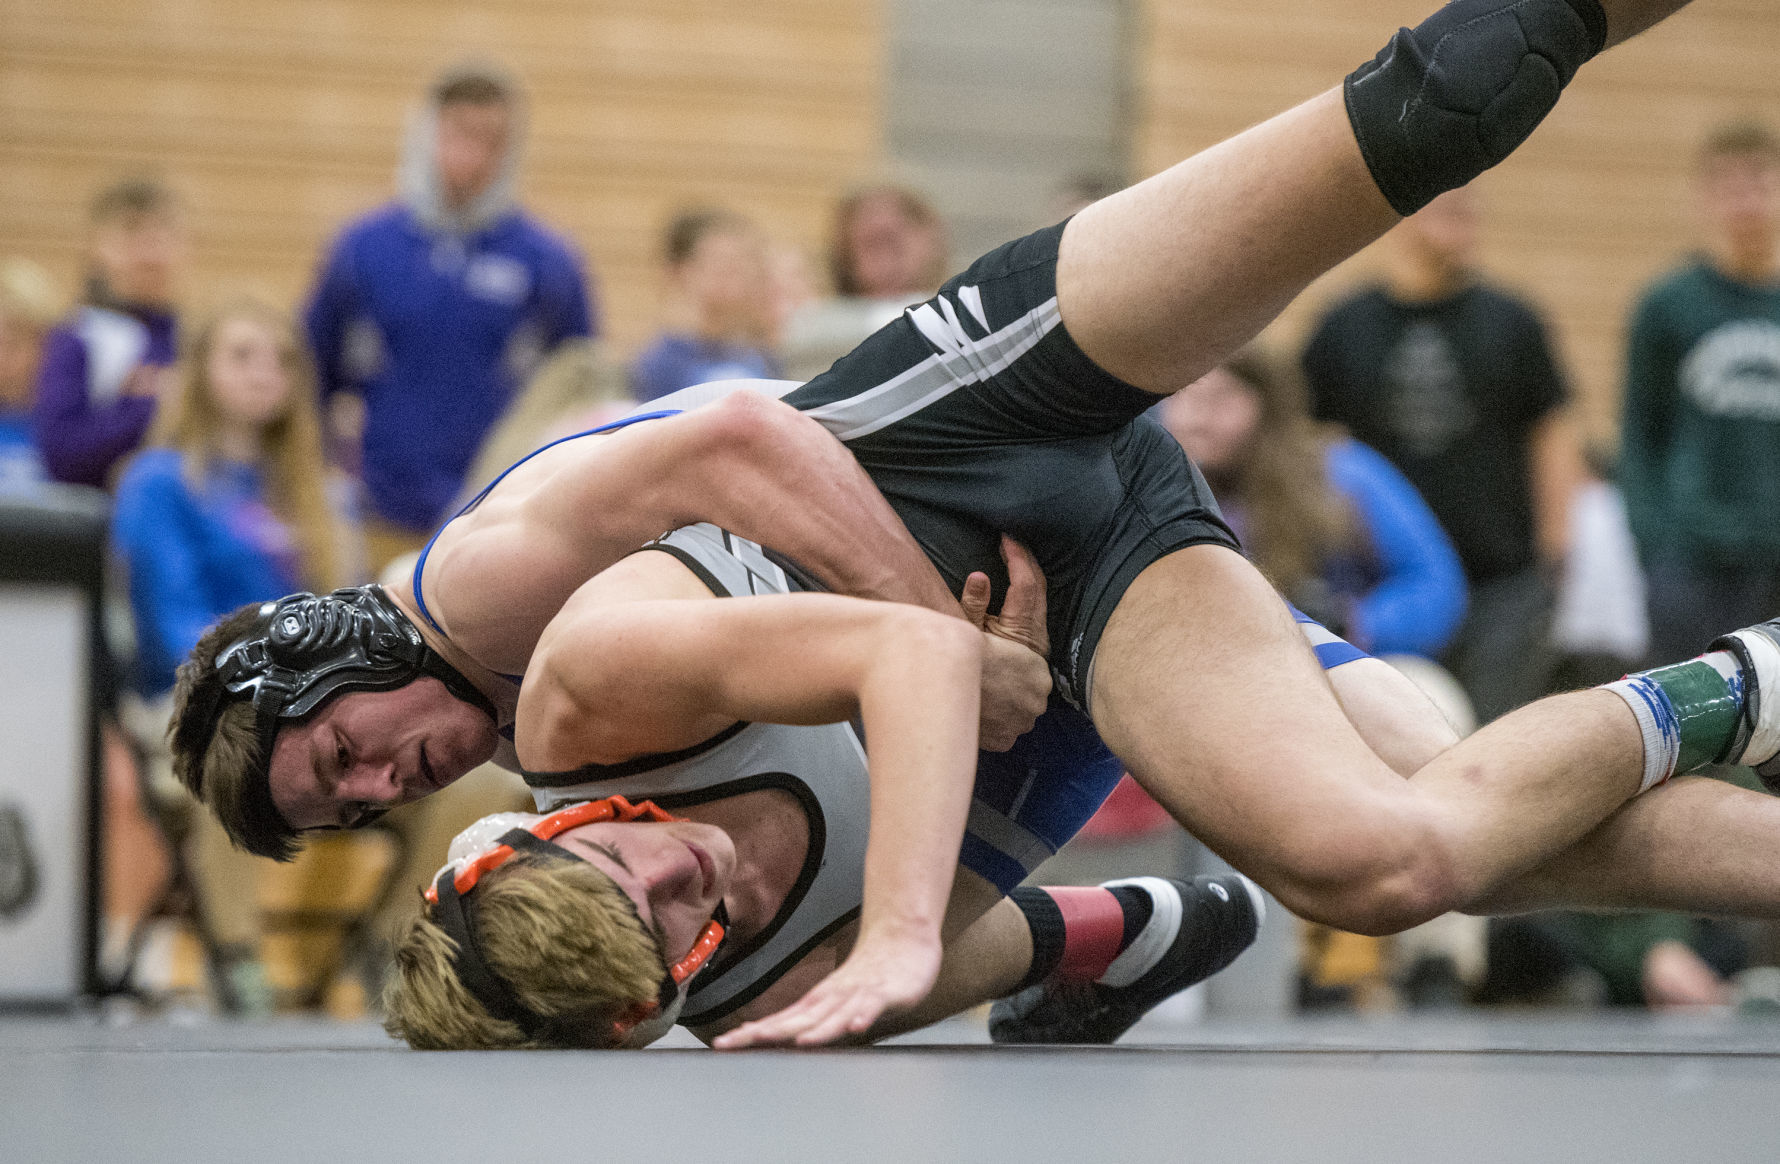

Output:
xmin=176 ymin=585 xmax=497 ymax=841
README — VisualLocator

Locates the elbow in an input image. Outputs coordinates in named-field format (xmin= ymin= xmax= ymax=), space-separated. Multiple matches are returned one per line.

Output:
xmin=702 ymin=389 xmax=825 ymax=469
xmin=705 ymin=388 xmax=789 ymax=447
xmin=883 ymin=607 xmax=982 ymax=679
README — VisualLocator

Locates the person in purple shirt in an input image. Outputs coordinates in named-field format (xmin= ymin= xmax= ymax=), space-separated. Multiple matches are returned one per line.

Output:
xmin=630 ymin=209 xmax=781 ymax=403
xmin=305 ymin=62 xmax=596 ymax=568
xmin=33 ymin=178 xmax=186 ymax=489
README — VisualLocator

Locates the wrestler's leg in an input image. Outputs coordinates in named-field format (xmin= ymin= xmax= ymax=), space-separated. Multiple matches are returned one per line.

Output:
xmin=1471 ymin=776 xmax=1780 ymax=917
xmin=1055 ymin=0 xmax=1690 ymax=393
xmin=1304 ymin=631 xmax=1780 ymax=921
xmin=1059 ymin=90 xmax=1395 ymax=392
xmin=1089 ymin=544 xmax=1645 ymax=934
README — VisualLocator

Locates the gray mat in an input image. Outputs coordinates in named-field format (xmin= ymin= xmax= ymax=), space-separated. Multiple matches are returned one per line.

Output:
xmin=5 ymin=1012 xmax=1779 ymax=1163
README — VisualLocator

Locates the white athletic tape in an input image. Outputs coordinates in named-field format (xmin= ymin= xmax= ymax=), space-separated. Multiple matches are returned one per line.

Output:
xmin=1603 ymin=675 xmax=1680 ymax=794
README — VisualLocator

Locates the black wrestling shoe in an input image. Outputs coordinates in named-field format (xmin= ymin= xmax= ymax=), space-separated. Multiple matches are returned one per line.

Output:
xmin=988 ymin=874 xmax=1265 ymax=1045
xmin=1711 ymin=619 xmax=1780 ymax=790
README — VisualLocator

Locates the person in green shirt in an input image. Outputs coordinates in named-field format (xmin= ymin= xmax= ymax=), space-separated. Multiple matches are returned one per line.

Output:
xmin=1620 ymin=121 xmax=1780 ymax=663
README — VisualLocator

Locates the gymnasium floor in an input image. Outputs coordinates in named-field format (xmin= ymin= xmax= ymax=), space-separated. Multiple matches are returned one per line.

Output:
xmin=7 ymin=1009 xmax=1779 ymax=1163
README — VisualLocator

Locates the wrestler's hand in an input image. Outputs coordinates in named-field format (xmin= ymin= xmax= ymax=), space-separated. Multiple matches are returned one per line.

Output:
xmin=962 ymin=535 xmax=1051 ymax=751
xmin=712 ymin=920 xmax=942 ymax=1049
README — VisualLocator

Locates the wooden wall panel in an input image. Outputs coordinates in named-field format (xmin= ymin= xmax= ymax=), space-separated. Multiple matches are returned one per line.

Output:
xmin=0 ymin=0 xmax=886 ymax=351
xmin=1133 ymin=0 xmax=1780 ymax=440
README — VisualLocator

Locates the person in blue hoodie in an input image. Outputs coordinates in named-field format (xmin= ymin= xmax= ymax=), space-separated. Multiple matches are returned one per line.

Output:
xmin=305 ymin=62 xmax=596 ymax=569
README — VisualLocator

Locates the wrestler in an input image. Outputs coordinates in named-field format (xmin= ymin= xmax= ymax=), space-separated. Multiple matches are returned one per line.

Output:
xmin=171 ymin=0 xmax=1780 ymax=1049
xmin=384 ymin=529 xmax=1268 ymax=1049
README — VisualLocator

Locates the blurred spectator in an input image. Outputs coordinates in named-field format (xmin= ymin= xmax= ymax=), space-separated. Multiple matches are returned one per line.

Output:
xmin=33 ymin=177 xmax=185 ymax=489
xmin=1302 ymin=185 xmax=1583 ymax=722
xmin=763 ymin=241 xmax=816 ymax=353
xmin=1478 ymin=910 xmax=1745 ymax=1010
xmin=0 ymin=257 xmax=62 ymax=488
xmin=1619 ymin=120 xmax=1780 ymax=663
xmin=630 ymin=209 xmax=780 ymax=402
xmin=1549 ymin=445 xmax=1650 ymax=689
xmin=779 ymin=184 xmax=949 ymax=381
xmin=110 ymin=297 xmax=356 ymax=1013
xmin=460 ymin=337 xmax=632 ymax=505
xmin=1162 ymin=345 xmax=1467 ymax=658
xmin=305 ymin=61 xmax=595 ymax=570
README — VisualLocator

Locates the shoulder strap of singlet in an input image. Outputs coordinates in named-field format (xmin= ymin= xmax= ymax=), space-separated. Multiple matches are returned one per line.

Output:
xmin=408 ymin=409 xmax=684 ymax=640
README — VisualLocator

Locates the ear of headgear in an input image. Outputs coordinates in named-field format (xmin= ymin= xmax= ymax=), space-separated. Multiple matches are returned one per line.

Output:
xmin=178 ymin=585 xmax=496 ymax=835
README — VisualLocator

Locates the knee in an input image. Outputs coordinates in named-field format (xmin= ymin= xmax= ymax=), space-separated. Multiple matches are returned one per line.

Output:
xmin=1264 ymin=818 xmax=1463 ymax=936
xmin=1345 ymin=0 xmax=1607 ymax=215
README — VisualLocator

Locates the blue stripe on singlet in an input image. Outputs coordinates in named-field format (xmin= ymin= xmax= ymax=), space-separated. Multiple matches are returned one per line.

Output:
xmin=408 ymin=409 xmax=686 ymax=678
xmin=1288 ymin=603 xmax=1369 ymax=670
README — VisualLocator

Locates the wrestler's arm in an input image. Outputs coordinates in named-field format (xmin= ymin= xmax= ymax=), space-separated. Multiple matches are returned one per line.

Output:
xmin=689 ymin=868 xmax=1022 ymax=1045
xmin=439 ymin=392 xmax=957 ymax=654
xmin=517 ymin=551 xmax=984 ymax=1045
xmin=428 ymin=392 xmax=1048 ymax=748
xmin=562 ymin=393 xmax=959 ymax=609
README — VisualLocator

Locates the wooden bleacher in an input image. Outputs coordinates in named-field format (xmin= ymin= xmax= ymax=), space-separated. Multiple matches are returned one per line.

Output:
xmin=0 ymin=0 xmax=888 ymax=351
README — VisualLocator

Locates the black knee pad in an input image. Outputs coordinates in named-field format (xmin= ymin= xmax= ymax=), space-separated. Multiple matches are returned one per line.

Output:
xmin=1345 ymin=0 xmax=1608 ymax=216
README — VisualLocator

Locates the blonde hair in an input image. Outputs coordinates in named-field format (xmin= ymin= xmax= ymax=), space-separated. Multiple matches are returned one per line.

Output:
xmin=459 ymin=338 xmax=629 ymax=502
xmin=384 ymin=855 xmax=667 ymax=1049
xmin=0 ymin=258 xmax=61 ymax=334
xmin=1211 ymin=344 xmax=1357 ymax=596
xmin=147 ymin=297 xmax=343 ymax=594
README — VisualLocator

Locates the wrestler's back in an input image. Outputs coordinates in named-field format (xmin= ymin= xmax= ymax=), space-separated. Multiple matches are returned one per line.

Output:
xmin=408 ymin=382 xmax=802 ymax=676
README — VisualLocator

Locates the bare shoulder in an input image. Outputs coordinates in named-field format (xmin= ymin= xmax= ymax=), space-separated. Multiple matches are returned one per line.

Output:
xmin=416 ymin=430 xmax=641 ymax=669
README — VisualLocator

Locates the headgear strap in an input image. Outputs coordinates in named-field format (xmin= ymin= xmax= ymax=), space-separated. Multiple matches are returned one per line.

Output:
xmin=432 ymin=870 xmax=547 ymax=1038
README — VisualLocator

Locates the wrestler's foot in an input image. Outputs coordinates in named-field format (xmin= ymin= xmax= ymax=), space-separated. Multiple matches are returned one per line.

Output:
xmin=1712 ymin=619 xmax=1780 ymax=789
xmin=988 ymin=874 xmax=1264 ymax=1045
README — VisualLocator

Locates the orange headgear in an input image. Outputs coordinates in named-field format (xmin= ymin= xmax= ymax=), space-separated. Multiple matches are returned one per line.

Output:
xmin=426 ymin=796 xmax=726 ymax=1047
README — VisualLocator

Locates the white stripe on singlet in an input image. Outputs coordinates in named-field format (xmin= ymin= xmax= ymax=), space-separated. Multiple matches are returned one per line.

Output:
xmin=800 ymin=292 xmax=1062 ymax=441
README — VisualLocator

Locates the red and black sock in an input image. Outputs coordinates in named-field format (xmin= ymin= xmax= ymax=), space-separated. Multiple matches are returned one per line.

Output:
xmin=1009 ymin=884 xmax=1156 ymax=992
